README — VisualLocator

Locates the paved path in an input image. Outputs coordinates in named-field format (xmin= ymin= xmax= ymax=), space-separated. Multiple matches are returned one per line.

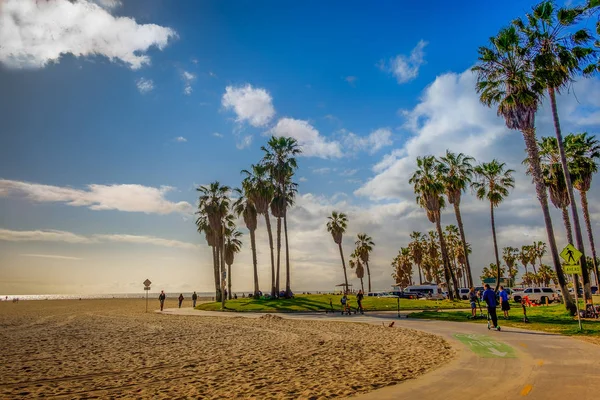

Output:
xmin=160 ymin=308 xmax=600 ymax=399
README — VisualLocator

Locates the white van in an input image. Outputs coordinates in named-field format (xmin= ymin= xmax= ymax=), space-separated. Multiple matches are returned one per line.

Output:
xmin=404 ymin=285 xmax=445 ymax=300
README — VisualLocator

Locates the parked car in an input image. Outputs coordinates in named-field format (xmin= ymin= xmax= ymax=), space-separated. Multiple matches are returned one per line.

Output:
xmin=513 ymin=287 xmax=560 ymax=304
xmin=384 ymin=291 xmax=422 ymax=299
xmin=458 ymin=288 xmax=470 ymax=300
xmin=404 ymin=285 xmax=445 ymax=300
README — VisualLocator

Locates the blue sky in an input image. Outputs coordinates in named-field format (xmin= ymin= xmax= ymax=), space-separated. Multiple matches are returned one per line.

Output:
xmin=1 ymin=0 xmax=599 ymax=295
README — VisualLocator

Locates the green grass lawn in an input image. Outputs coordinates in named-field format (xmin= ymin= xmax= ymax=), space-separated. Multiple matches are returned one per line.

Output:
xmin=196 ymin=294 xmax=471 ymax=312
xmin=407 ymin=302 xmax=600 ymax=337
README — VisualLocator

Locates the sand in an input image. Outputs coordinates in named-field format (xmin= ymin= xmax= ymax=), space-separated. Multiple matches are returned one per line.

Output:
xmin=0 ymin=298 xmax=454 ymax=399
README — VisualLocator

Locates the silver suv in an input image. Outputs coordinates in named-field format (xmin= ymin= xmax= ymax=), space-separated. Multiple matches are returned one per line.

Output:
xmin=513 ymin=287 xmax=559 ymax=304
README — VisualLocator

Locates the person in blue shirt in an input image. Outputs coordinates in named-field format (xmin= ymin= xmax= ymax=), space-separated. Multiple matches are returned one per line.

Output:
xmin=482 ymin=284 xmax=498 ymax=329
xmin=498 ymin=286 xmax=510 ymax=319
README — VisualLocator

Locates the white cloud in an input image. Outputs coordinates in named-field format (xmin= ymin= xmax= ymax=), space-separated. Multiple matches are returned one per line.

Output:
xmin=342 ymin=128 xmax=393 ymax=155
xmin=91 ymin=0 xmax=121 ymax=10
xmin=20 ymin=254 xmax=82 ymax=260
xmin=0 ymin=228 xmax=197 ymax=250
xmin=0 ymin=179 xmax=193 ymax=215
xmin=191 ymin=58 xmax=199 ymax=64
xmin=222 ymin=84 xmax=275 ymax=127
xmin=340 ymin=169 xmax=358 ymax=177
xmin=236 ymin=135 xmax=253 ymax=149
xmin=136 ymin=78 xmax=154 ymax=94
xmin=175 ymin=136 xmax=187 ymax=143
xmin=268 ymin=118 xmax=343 ymax=159
xmin=213 ymin=132 xmax=224 ymax=138
xmin=181 ymin=70 xmax=196 ymax=95
xmin=344 ymin=76 xmax=357 ymax=86
xmin=299 ymin=177 xmax=308 ymax=182
xmin=209 ymin=71 xmax=217 ymax=78
xmin=381 ymin=40 xmax=428 ymax=84
xmin=0 ymin=0 xmax=176 ymax=70
xmin=312 ymin=167 xmax=332 ymax=175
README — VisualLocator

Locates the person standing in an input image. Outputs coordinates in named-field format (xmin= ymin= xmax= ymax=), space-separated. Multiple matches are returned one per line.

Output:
xmin=356 ymin=290 xmax=364 ymax=314
xmin=178 ymin=293 xmax=184 ymax=308
xmin=482 ymin=284 xmax=498 ymax=329
xmin=468 ymin=287 xmax=478 ymax=319
xmin=499 ymin=286 xmax=510 ymax=319
xmin=192 ymin=291 xmax=198 ymax=308
xmin=159 ymin=290 xmax=166 ymax=312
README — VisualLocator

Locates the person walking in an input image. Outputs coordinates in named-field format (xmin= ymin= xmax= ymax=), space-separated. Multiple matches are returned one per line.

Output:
xmin=356 ymin=290 xmax=364 ymax=314
xmin=178 ymin=293 xmax=184 ymax=309
xmin=158 ymin=290 xmax=166 ymax=312
xmin=468 ymin=287 xmax=478 ymax=319
xmin=499 ymin=286 xmax=510 ymax=319
xmin=192 ymin=291 xmax=198 ymax=308
xmin=482 ymin=284 xmax=498 ymax=329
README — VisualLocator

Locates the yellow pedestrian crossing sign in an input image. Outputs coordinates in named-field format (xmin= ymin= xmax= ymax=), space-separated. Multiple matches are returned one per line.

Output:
xmin=560 ymin=244 xmax=582 ymax=266
xmin=564 ymin=264 xmax=582 ymax=275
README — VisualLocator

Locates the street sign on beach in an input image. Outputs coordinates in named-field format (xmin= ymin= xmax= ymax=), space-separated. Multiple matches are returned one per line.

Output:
xmin=560 ymin=244 xmax=582 ymax=266
xmin=143 ymin=279 xmax=152 ymax=287
xmin=143 ymin=279 xmax=151 ymax=312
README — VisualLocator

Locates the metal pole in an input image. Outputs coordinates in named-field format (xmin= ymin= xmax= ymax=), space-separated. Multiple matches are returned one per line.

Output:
xmin=146 ymin=289 xmax=148 ymax=313
xmin=574 ymin=277 xmax=582 ymax=331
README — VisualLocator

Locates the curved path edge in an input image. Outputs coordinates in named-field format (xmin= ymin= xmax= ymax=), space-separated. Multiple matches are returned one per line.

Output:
xmin=159 ymin=308 xmax=600 ymax=399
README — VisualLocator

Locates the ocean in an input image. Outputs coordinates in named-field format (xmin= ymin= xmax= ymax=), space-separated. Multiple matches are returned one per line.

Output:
xmin=0 ymin=292 xmax=221 ymax=301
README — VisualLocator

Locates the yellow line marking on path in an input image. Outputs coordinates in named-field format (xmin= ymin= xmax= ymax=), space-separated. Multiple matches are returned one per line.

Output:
xmin=519 ymin=343 xmax=527 ymax=348
xmin=536 ymin=360 xmax=544 ymax=367
xmin=520 ymin=384 xmax=533 ymax=396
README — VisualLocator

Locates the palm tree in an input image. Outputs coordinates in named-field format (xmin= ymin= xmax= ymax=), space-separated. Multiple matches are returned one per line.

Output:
xmin=519 ymin=245 xmax=531 ymax=278
xmin=532 ymin=241 xmax=547 ymax=274
xmin=195 ymin=214 xmax=220 ymax=300
xmin=472 ymin=25 xmax=576 ymax=313
xmin=327 ymin=211 xmax=349 ymax=292
xmin=472 ymin=160 xmax=515 ymax=291
xmin=425 ymin=231 xmax=439 ymax=283
xmin=262 ymin=136 xmax=301 ymax=297
xmin=355 ymin=233 xmax=375 ymax=292
xmin=444 ymin=224 xmax=462 ymax=289
xmin=409 ymin=231 xmax=425 ymax=284
xmin=514 ymin=1 xmax=594 ymax=302
xmin=503 ymin=246 xmax=519 ymax=286
xmin=224 ymin=226 xmax=243 ymax=300
xmin=568 ymin=132 xmax=600 ymax=288
xmin=438 ymin=150 xmax=476 ymax=287
xmin=349 ymin=249 xmax=365 ymax=293
xmin=409 ymin=156 xmax=457 ymax=299
xmin=197 ymin=182 xmax=231 ymax=308
xmin=242 ymin=164 xmax=276 ymax=297
xmin=233 ymin=186 xmax=260 ymax=297
xmin=537 ymin=264 xmax=555 ymax=287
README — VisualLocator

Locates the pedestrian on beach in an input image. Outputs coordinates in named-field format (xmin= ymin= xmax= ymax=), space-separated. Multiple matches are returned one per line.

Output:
xmin=159 ymin=290 xmax=166 ymax=311
xmin=499 ymin=286 xmax=510 ymax=319
xmin=178 ymin=293 xmax=184 ymax=308
xmin=482 ymin=284 xmax=498 ymax=329
xmin=192 ymin=291 xmax=198 ymax=308
xmin=356 ymin=290 xmax=364 ymax=314
xmin=468 ymin=287 xmax=477 ymax=318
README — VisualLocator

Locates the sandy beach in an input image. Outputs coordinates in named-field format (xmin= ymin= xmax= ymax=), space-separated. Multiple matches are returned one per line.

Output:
xmin=0 ymin=299 xmax=454 ymax=399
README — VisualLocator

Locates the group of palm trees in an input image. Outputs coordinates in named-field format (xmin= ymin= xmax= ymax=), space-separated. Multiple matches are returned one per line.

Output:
xmin=195 ymin=136 xmax=301 ymax=304
xmin=406 ymin=0 xmax=599 ymax=313
xmin=326 ymin=212 xmax=376 ymax=293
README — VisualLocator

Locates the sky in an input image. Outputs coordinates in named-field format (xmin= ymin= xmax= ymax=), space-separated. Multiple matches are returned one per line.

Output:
xmin=1 ymin=0 xmax=599 ymax=295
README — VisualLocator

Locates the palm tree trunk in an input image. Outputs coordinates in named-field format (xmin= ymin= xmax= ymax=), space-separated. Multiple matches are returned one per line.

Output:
xmin=360 ymin=278 xmax=364 ymax=293
xmin=548 ymin=87 xmax=592 ymax=302
xmin=338 ymin=242 xmax=349 ymax=292
xmin=283 ymin=213 xmax=292 ymax=297
xmin=522 ymin=127 xmax=576 ymax=314
xmin=249 ymin=228 xmax=260 ymax=297
xmin=221 ymin=232 xmax=226 ymax=310
xmin=212 ymin=245 xmax=220 ymax=301
xmin=227 ymin=262 xmax=232 ymax=300
xmin=454 ymin=203 xmax=474 ymax=288
xmin=275 ymin=216 xmax=282 ymax=296
xmin=434 ymin=219 xmax=454 ymax=300
xmin=417 ymin=263 xmax=423 ymax=285
xmin=264 ymin=211 xmax=276 ymax=297
xmin=580 ymin=191 xmax=600 ymax=288
xmin=448 ymin=255 xmax=460 ymax=298
xmin=562 ymin=207 xmax=574 ymax=245
xmin=365 ymin=261 xmax=372 ymax=292
xmin=490 ymin=202 xmax=502 ymax=292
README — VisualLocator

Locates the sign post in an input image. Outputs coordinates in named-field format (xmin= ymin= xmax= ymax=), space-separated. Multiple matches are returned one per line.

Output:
xmin=143 ymin=279 xmax=152 ymax=313
xmin=559 ymin=245 xmax=583 ymax=331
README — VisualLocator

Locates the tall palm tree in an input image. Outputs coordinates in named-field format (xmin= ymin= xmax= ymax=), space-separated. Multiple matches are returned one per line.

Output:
xmin=195 ymin=214 xmax=220 ymax=300
xmin=262 ymin=136 xmax=301 ymax=297
xmin=532 ymin=241 xmax=547 ymax=274
xmin=503 ymin=246 xmax=519 ymax=287
xmin=233 ymin=186 xmax=260 ymax=297
xmin=444 ymin=224 xmax=462 ymax=289
xmin=242 ymin=164 xmax=276 ymax=297
xmin=514 ymin=1 xmax=594 ymax=302
xmin=568 ymin=132 xmax=600 ymax=288
xmin=438 ymin=150 xmax=476 ymax=287
xmin=409 ymin=231 xmax=425 ymax=284
xmin=409 ymin=156 xmax=457 ymax=299
xmin=472 ymin=160 xmax=515 ymax=291
xmin=355 ymin=233 xmax=375 ymax=292
xmin=537 ymin=264 xmax=555 ymax=287
xmin=472 ymin=25 xmax=576 ymax=313
xmin=327 ymin=211 xmax=349 ymax=291
xmin=197 ymin=182 xmax=231 ymax=308
xmin=224 ymin=226 xmax=243 ymax=300
xmin=349 ymin=249 xmax=365 ymax=293
xmin=519 ymin=245 xmax=531 ymax=278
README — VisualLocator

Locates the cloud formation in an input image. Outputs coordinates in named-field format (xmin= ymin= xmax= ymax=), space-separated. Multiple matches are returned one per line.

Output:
xmin=0 ymin=179 xmax=193 ymax=215
xmin=20 ymin=254 xmax=82 ymax=260
xmin=342 ymin=128 xmax=393 ymax=155
xmin=381 ymin=40 xmax=428 ymax=84
xmin=175 ymin=136 xmax=187 ymax=142
xmin=136 ymin=78 xmax=154 ymax=94
xmin=181 ymin=70 xmax=196 ymax=95
xmin=222 ymin=84 xmax=275 ymax=127
xmin=268 ymin=118 xmax=343 ymax=158
xmin=0 ymin=0 xmax=176 ymax=70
